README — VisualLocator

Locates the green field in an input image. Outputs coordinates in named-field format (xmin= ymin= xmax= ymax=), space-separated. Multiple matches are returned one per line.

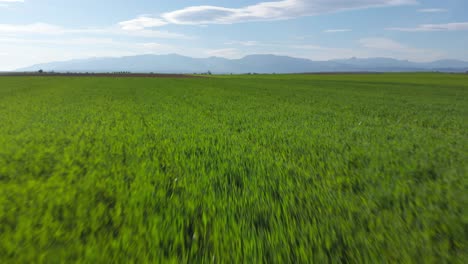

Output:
xmin=0 ymin=73 xmax=467 ymax=263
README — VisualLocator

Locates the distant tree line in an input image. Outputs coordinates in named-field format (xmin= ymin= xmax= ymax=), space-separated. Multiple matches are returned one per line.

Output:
xmin=32 ymin=69 xmax=282 ymax=76
xmin=37 ymin=70 xmax=134 ymax=75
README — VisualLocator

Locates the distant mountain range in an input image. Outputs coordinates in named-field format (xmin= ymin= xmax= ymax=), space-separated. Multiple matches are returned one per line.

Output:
xmin=17 ymin=54 xmax=468 ymax=73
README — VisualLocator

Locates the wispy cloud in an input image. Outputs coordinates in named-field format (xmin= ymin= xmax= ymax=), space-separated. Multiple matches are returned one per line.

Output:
xmin=0 ymin=23 xmax=64 ymax=35
xmin=285 ymin=44 xmax=368 ymax=61
xmin=417 ymin=8 xmax=447 ymax=13
xmin=324 ymin=29 xmax=352 ymax=33
xmin=0 ymin=37 xmax=122 ymax=46
xmin=360 ymin=38 xmax=413 ymax=52
xmin=0 ymin=37 xmax=181 ymax=70
xmin=224 ymin=41 xmax=262 ymax=46
xmin=0 ymin=23 xmax=189 ymax=39
xmin=388 ymin=22 xmax=468 ymax=32
xmin=119 ymin=16 xmax=168 ymax=30
xmin=112 ymin=28 xmax=188 ymax=39
xmin=205 ymin=48 xmax=243 ymax=59
xmin=120 ymin=0 xmax=417 ymax=28
xmin=0 ymin=0 xmax=23 ymax=8
xmin=0 ymin=37 xmax=178 ymax=56
xmin=292 ymin=44 xmax=355 ymax=54
xmin=358 ymin=37 xmax=444 ymax=61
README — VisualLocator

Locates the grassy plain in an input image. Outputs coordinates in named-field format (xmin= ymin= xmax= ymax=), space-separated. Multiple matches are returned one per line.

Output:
xmin=0 ymin=73 xmax=467 ymax=262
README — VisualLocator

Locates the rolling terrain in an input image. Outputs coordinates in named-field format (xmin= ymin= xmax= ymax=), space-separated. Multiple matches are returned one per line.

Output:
xmin=18 ymin=54 xmax=468 ymax=73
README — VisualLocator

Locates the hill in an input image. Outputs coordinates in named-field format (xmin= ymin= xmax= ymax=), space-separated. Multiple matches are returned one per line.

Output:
xmin=18 ymin=54 xmax=468 ymax=73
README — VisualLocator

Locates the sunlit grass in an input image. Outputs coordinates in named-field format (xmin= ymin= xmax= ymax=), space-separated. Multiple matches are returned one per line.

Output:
xmin=0 ymin=73 xmax=466 ymax=262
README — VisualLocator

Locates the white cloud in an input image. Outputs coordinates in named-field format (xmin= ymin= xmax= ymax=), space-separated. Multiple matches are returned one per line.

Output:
xmin=293 ymin=45 xmax=350 ymax=51
xmin=388 ymin=22 xmax=468 ymax=32
xmin=0 ymin=0 xmax=23 ymax=8
xmin=139 ymin=42 xmax=166 ymax=49
xmin=224 ymin=40 xmax=262 ymax=46
xmin=417 ymin=8 xmax=447 ymax=13
xmin=291 ymin=44 xmax=362 ymax=59
xmin=324 ymin=29 xmax=352 ymax=33
xmin=0 ymin=20 xmax=189 ymax=70
xmin=0 ymin=23 xmax=64 ymax=34
xmin=0 ymin=37 xmax=120 ymax=46
xmin=358 ymin=37 xmax=444 ymax=61
xmin=119 ymin=29 xmax=187 ymax=39
xmin=138 ymin=42 xmax=181 ymax=54
xmin=119 ymin=16 xmax=168 ymax=30
xmin=205 ymin=48 xmax=243 ymax=59
xmin=0 ymin=37 xmax=176 ymax=55
xmin=0 ymin=23 xmax=188 ymax=39
xmin=0 ymin=37 xmax=181 ymax=70
xmin=360 ymin=38 xmax=410 ymax=51
xmin=122 ymin=0 xmax=416 ymax=27
xmin=223 ymin=41 xmax=358 ymax=59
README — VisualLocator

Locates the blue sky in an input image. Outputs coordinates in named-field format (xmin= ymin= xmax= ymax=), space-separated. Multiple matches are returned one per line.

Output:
xmin=0 ymin=0 xmax=467 ymax=70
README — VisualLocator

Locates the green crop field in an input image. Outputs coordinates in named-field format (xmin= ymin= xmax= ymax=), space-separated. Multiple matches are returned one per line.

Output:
xmin=0 ymin=73 xmax=467 ymax=263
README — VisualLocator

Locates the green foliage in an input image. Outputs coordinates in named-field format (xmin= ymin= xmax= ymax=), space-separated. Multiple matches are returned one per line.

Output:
xmin=0 ymin=73 xmax=467 ymax=263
